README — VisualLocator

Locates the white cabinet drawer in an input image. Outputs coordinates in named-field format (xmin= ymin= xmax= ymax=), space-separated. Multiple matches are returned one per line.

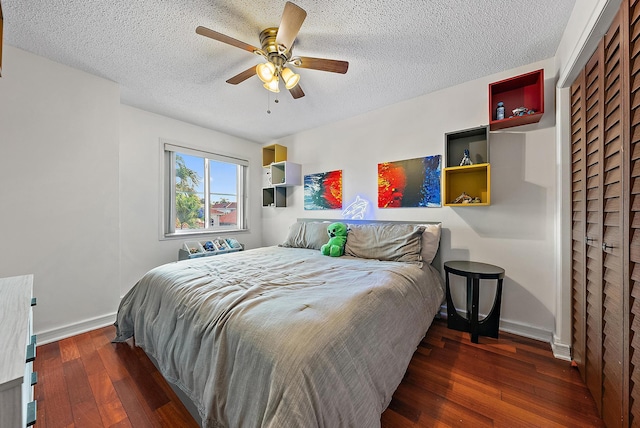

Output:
xmin=0 ymin=275 xmax=36 ymax=428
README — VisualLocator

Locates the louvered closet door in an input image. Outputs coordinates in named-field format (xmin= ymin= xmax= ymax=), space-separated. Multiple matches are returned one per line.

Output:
xmin=571 ymin=1 xmax=636 ymax=425
xmin=571 ymin=70 xmax=587 ymax=379
xmin=601 ymin=7 xmax=627 ymax=426
xmin=584 ymin=44 xmax=605 ymax=412
xmin=571 ymin=40 xmax=606 ymax=414
xmin=627 ymin=0 xmax=640 ymax=424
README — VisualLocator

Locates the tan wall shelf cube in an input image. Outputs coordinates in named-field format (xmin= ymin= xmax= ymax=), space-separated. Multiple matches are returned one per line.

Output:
xmin=443 ymin=163 xmax=491 ymax=206
xmin=262 ymin=144 xmax=287 ymax=167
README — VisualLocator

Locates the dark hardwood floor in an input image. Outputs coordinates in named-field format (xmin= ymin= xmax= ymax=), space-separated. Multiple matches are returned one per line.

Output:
xmin=33 ymin=319 xmax=603 ymax=427
xmin=381 ymin=321 xmax=604 ymax=427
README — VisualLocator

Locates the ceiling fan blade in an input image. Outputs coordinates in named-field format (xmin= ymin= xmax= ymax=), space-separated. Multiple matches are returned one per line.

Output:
xmin=289 ymin=84 xmax=305 ymax=99
xmin=275 ymin=2 xmax=307 ymax=52
xmin=196 ymin=26 xmax=260 ymax=54
xmin=294 ymin=57 xmax=349 ymax=74
xmin=226 ymin=66 xmax=257 ymax=85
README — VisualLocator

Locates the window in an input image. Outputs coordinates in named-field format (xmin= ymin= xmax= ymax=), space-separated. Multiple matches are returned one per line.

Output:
xmin=163 ymin=142 xmax=248 ymax=237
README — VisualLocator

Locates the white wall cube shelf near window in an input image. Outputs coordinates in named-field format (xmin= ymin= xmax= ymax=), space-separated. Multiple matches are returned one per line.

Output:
xmin=269 ymin=161 xmax=301 ymax=187
xmin=262 ymin=161 xmax=301 ymax=207
xmin=261 ymin=142 xmax=301 ymax=208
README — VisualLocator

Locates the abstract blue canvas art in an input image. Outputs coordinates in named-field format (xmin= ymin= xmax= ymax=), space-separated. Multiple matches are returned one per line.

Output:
xmin=304 ymin=170 xmax=343 ymax=210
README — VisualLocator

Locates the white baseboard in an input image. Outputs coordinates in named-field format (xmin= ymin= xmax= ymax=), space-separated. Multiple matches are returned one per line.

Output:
xmin=36 ymin=308 xmax=575 ymax=362
xmin=35 ymin=312 xmax=117 ymax=345
xmin=438 ymin=304 xmax=571 ymax=360
xmin=498 ymin=319 xmax=552 ymax=345
xmin=551 ymin=335 xmax=572 ymax=361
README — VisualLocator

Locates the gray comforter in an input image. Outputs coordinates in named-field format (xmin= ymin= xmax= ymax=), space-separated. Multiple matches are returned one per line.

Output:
xmin=114 ymin=246 xmax=444 ymax=428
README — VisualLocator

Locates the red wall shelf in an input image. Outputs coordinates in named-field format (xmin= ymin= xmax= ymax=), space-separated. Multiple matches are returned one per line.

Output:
xmin=489 ymin=69 xmax=544 ymax=130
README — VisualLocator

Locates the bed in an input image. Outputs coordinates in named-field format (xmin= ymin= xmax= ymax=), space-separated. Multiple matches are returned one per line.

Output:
xmin=114 ymin=220 xmax=444 ymax=428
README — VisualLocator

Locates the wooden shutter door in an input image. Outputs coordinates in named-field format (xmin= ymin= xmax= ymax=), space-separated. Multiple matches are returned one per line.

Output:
xmin=571 ymin=69 xmax=587 ymax=379
xmin=571 ymin=1 xmax=637 ymax=425
xmin=584 ymin=42 xmax=605 ymax=411
xmin=601 ymin=7 xmax=627 ymax=426
xmin=627 ymin=0 xmax=640 ymax=425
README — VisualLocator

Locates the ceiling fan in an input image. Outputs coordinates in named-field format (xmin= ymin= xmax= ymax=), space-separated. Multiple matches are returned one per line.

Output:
xmin=196 ymin=1 xmax=349 ymax=99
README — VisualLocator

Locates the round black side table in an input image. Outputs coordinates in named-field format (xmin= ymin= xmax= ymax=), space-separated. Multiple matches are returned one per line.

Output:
xmin=443 ymin=260 xmax=505 ymax=343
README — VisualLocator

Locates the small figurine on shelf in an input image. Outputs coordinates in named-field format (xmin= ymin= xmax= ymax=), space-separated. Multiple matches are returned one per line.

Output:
xmin=496 ymin=101 xmax=505 ymax=120
xmin=459 ymin=149 xmax=473 ymax=166
xmin=451 ymin=192 xmax=473 ymax=204
xmin=451 ymin=192 xmax=482 ymax=204
xmin=510 ymin=106 xmax=535 ymax=117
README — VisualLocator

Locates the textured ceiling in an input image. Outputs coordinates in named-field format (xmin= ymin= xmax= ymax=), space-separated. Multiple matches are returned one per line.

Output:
xmin=2 ymin=0 xmax=576 ymax=143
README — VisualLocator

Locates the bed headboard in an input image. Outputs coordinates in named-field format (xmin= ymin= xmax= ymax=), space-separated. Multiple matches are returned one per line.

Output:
xmin=297 ymin=218 xmax=443 ymax=271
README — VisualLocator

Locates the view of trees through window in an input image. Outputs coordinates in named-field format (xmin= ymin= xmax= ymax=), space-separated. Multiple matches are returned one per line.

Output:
xmin=175 ymin=153 xmax=239 ymax=231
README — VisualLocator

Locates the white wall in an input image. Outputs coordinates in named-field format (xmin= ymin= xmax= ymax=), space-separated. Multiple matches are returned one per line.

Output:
xmin=0 ymin=46 xmax=261 ymax=343
xmin=263 ymin=57 xmax=561 ymax=345
xmin=118 ymin=106 xmax=262 ymax=296
xmin=0 ymin=46 xmax=121 ymax=340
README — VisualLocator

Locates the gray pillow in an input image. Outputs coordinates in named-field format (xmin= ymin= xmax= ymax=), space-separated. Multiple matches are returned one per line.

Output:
xmin=281 ymin=221 xmax=330 ymax=250
xmin=419 ymin=223 xmax=441 ymax=264
xmin=345 ymin=223 xmax=424 ymax=263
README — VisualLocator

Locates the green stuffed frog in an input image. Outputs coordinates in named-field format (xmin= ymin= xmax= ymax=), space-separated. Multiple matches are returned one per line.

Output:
xmin=321 ymin=222 xmax=348 ymax=257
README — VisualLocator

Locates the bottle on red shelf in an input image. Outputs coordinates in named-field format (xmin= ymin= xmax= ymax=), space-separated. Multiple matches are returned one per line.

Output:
xmin=496 ymin=102 xmax=505 ymax=120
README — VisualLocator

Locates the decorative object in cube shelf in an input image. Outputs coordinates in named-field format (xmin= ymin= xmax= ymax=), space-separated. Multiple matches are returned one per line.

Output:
xmin=450 ymin=192 xmax=481 ymax=204
xmin=378 ymin=155 xmax=441 ymax=208
xmin=510 ymin=106 xmax=535 ymax=117
xmin=496 ymin=102 xmax=505 ymax=120
xmin=459 ymin=149 xmax=473 ymax=166
xmin=304 ymin=170 xmax=343 ymax=210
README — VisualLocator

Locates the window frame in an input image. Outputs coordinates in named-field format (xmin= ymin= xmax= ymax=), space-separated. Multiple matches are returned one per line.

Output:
xmin=160 ymin=140 xmax=249 ymax=239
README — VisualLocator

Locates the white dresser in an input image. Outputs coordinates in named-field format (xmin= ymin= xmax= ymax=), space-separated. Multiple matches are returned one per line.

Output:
xmin=0 ymin=275 xmax=36 ymax=428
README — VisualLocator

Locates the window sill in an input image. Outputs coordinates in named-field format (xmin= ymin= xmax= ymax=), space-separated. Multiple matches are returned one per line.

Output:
xmin=162 ymin=228 xmax=249 ymax=241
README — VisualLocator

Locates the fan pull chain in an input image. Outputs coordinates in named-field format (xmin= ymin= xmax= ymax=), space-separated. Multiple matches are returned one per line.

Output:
xmin=266 ymin=93 xmax=280 ymax=114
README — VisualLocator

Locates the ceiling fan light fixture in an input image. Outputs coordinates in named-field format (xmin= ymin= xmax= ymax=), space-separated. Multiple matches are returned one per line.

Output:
xmin=256 ymin=61 xmax=276 ymax=83
xmin=263 ymin=76 xmax=280 ymax=93
xmin=196 ymin=2 xmax=349 ymax=100
xmin=281 ymin=67 xmax=300 ymax=89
